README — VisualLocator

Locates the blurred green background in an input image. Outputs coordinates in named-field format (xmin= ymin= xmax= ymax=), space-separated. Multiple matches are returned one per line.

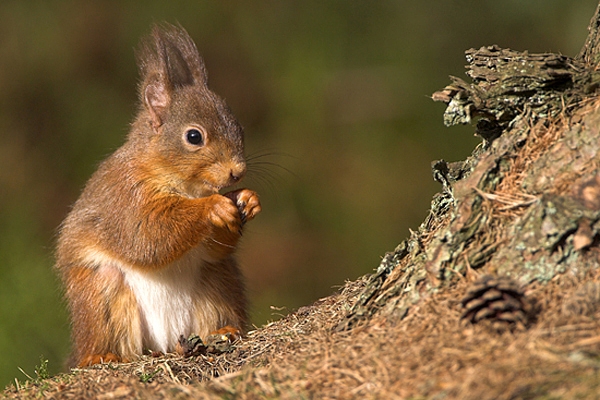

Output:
xmin=0 ymin=0 xmax=596 ymax=388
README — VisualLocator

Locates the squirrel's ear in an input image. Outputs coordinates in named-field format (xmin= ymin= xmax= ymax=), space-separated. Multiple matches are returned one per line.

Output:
xmin=156 ymin=23 xmax=208 ymax=87
xmin=169 ymin=25 xmax=209 ymax=86
xmin=143 ymin=77 xmax=170 ymax=128
xmin=137 ymin=23 xmax=208 ymax=127
xmin=163 ymin=40 xmax=196 ymax=87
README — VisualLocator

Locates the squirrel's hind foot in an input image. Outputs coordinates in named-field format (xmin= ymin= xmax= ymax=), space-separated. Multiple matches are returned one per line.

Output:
xmin=78 ymin=352 xmax=122 ymax=367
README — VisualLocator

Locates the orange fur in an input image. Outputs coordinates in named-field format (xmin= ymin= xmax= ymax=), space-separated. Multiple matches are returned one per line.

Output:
xmin=55 ymin=23 xmax=260 ymax=367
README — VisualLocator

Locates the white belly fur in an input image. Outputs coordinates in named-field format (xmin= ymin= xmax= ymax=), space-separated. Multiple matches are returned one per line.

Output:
xmin=84 ymin=246 xmax=213 ymax=354
xmin=122 ymin=256 xmax=199 ymax=353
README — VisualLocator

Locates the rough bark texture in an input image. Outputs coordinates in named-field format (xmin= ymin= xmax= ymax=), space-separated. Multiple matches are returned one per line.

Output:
xmin=339 ymin=5 xmax=600 ymax=332
xmin=579 ymin=3 xmax=600 ymax=66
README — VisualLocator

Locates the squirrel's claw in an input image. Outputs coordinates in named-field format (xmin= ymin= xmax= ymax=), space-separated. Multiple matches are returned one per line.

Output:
xmin=224 ymin=189 xmax=261 ymax=224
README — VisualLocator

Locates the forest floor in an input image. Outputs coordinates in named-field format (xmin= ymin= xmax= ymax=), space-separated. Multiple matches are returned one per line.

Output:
xmin=3 ymin=263 xmax=600 ymax=399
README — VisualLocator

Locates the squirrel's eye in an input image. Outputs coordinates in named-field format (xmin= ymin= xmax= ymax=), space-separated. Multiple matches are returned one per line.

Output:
xmin=185 ymin=129 xmax=204 ymax=146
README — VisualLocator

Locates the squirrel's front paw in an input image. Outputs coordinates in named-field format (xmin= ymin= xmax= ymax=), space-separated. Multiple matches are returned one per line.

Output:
xmin=206 ymin=194 xmax=243 ymax=234
xmin=224 ymin=189 xmax=261 ymax=224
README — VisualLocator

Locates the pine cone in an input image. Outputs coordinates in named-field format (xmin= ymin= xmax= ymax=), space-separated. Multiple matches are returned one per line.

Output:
xmin=460 ymin=275 xmax=530 ymax=330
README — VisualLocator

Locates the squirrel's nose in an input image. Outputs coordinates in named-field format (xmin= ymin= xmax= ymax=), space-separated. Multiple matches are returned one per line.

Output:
xmin=229 ymin=163 xmax=246 ymax=183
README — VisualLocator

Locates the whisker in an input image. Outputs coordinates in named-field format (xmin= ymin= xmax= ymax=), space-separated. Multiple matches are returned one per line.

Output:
xmin=245 ymin=173 xmax=278 ymax=193
xmin=243 ymin=150 xmax=297 ymax=195
xmin=209 ymin=237 xmax=236 ymax=249
xmin=246 ymin=148 xmax=296 ymax=161
xmin=246 ymin=152 xmax=297 ymax=179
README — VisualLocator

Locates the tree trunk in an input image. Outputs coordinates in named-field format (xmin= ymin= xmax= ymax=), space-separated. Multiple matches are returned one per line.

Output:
xmin=339 ymin=2 xmax=600 ymax=332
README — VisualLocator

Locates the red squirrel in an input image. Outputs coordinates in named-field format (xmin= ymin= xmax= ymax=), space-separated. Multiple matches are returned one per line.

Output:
xmin=55 ymin=23 xmax=261 ymax=367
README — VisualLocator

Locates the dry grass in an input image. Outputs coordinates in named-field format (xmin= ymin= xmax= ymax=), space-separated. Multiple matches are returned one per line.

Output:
xmin=6 ymin=265 xmax=600 ymax=399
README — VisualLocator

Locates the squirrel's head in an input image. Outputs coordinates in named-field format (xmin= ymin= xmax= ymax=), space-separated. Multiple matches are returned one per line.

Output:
xmin=133 ymin=23 xmax=245 ymax=198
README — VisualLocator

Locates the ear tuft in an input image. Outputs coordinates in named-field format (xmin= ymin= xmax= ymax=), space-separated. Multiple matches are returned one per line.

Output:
xmin=158 ymin=23 xmax=209 ymax=85
xmin=160 ymin=33 xmax=196 ymax=87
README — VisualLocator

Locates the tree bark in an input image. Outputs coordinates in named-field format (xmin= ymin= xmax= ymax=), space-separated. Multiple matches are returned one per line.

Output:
xmin=338 ymin=2 xmax=600 ymax=331
xmin=578 ymin=3 xmax=600 ymax=66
